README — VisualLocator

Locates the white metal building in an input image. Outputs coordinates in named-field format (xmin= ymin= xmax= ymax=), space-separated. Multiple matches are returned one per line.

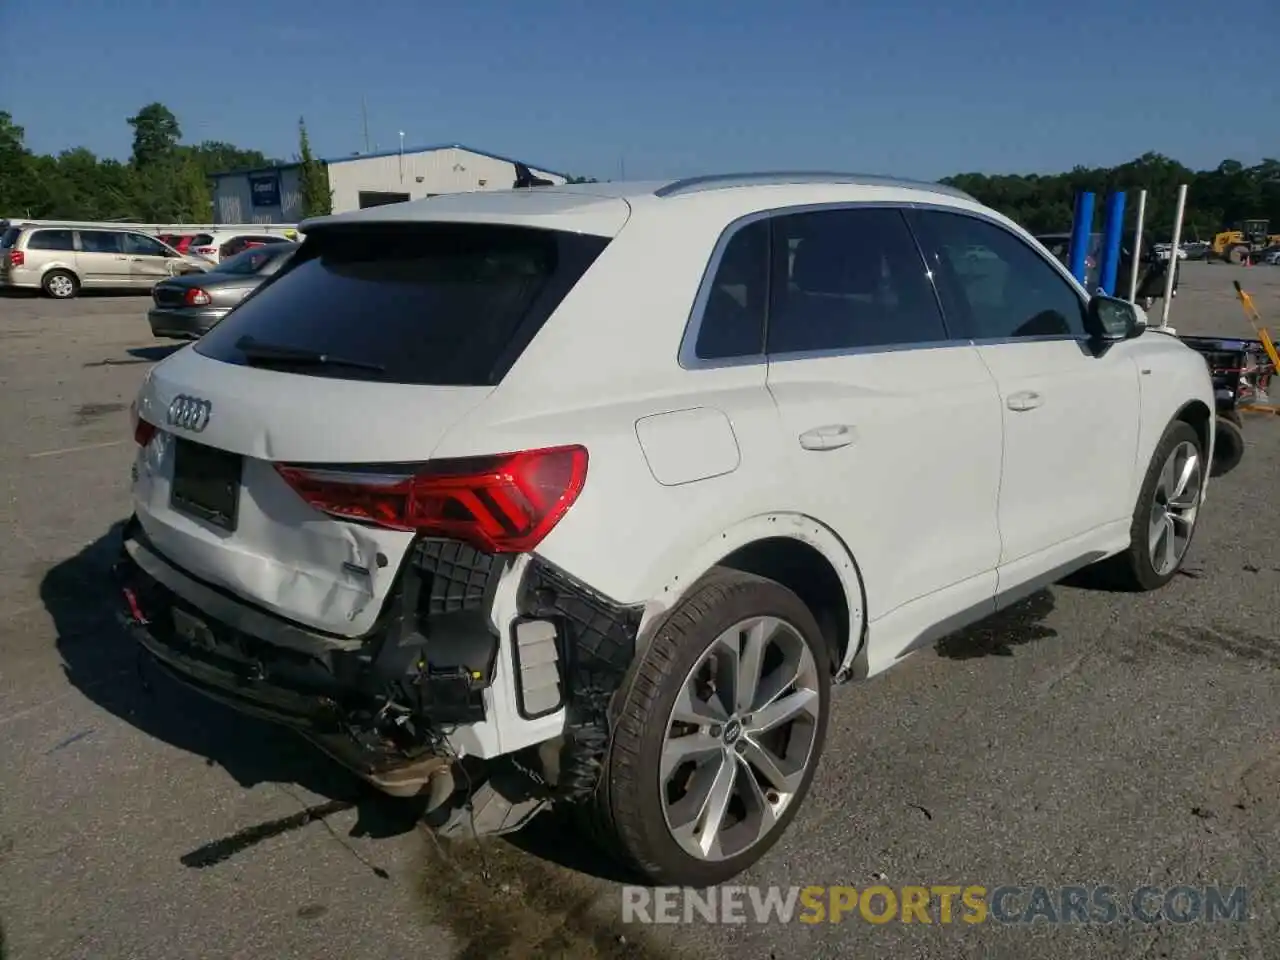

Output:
xmin=209 ymin=143 xmax=567 ymax=224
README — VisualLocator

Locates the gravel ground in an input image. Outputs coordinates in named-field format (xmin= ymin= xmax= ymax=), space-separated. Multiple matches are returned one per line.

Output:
xmin=0 ymin=261 xmax=1277 ymax=960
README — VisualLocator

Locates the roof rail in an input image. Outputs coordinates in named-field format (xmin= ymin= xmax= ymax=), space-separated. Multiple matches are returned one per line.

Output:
xmin=653 ymin=171 xmax=976 ymax=202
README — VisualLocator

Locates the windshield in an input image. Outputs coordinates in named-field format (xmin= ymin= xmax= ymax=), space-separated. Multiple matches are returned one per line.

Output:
xmin=213 ymin=245 xmax=295 ymax=275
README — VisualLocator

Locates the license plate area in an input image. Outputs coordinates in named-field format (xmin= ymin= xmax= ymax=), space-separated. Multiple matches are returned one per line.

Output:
xmin=171 ymin=437 xmax=242 ymax=531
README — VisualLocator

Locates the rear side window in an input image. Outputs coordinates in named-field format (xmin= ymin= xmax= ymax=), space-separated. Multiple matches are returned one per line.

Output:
xmin=196 ymin=223 xmax=610 ymax=386
xmin=693 ymin=218 xmax=769 ymax=360
xmin=27 ymin=229 xmax=75 ymax=251
xmin=767 ymin=208 xmax=948 ymax=354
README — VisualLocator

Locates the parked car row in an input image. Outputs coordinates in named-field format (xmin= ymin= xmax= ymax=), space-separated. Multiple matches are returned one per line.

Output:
xmin=0 ymin=220 xmax=302 ymax=298
xmin=0 ymin=224 xmax=210 ymax=298
xmin=157 ymin=230 xmax=297 ymax=265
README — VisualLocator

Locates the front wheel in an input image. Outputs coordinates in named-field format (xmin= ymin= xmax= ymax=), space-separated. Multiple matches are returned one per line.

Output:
xmin=592 ymin=568 xmax=831 ymax=886
xmin=1098 ymin=420 xmax=1205 ymax=591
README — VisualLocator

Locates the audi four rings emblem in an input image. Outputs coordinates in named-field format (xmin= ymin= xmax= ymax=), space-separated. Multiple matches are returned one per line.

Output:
xmin=166 ymin=394 xmax=212 ymax=432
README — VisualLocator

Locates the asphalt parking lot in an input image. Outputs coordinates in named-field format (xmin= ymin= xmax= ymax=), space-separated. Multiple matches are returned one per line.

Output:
xmin=1 ymin=261 xmax=1278 ymax=960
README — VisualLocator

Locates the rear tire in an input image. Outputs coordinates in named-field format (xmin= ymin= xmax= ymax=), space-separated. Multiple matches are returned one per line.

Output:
xmin=42 ymin=269 xmax=78 ymax=299
xmin=590 ymin=567 xmax=831 ymax=887
xmin=1098 ymin=420 xmax=1205 ymax=591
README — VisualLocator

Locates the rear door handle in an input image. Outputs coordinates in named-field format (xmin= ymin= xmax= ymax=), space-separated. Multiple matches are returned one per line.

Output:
xmin=130 ymin=257 xmax=145 ymax=262
xmin=799 ymin=424 xmax=855 ymax=451
xmin=1006 ymin=390 xmax=1043 ymax=412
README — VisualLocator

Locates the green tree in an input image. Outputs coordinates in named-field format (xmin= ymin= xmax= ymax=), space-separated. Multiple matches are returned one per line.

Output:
xmin=297 ymin=117 xmax=332 ymax=218
xmin=126 ymin=102 xmax=182 ymax=169
xmin=0 ymin=111 xmax=39 ymax=216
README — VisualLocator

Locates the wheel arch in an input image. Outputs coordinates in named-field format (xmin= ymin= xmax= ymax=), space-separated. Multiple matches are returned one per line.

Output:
xmin=634 ymin=513 xmax=868 ymax=679
xmin=1172 ymin=398 xmax=1214 ymax=464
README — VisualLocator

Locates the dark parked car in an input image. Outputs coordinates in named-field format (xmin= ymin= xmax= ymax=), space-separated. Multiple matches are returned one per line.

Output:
xmin=147 ymin=242 xmax=297 ymax=340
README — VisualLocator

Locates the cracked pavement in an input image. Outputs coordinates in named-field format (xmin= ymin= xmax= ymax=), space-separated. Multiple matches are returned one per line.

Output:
xmin=1 ymin=262 xmax=1278 ymax=959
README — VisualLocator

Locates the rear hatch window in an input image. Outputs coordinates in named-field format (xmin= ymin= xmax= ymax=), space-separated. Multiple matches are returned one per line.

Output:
xmin=1 ymin=227 xmax=19 ymax=249
xmin=195 ymin=222 xmax=609 ymax=386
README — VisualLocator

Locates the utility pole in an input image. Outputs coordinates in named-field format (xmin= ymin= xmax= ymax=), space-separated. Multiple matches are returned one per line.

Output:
xmin=361 ymin=96 xmax=371 ymax=154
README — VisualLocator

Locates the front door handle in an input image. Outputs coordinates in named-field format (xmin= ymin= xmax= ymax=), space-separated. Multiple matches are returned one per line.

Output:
xmin=130 ymin=257 xmax=145 ymax=262
xmin=799 ymin=424 xmax=855 ymax=451
xmin=1006 ymin=390 xmax=1043 ymax=412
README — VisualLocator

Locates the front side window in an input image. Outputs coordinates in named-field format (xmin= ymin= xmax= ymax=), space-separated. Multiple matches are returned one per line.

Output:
xmin=27 ymin=229 xmax=75 ymax=251
xmin=766 ymin=207 xmax=948 ymax=354
xmin=915 ymin=211 xmax=1087 ymax=340
xmin=692 ymin=218 xmax=769 ymax=361
xmin=124 ymin=233 xmax=168 ymax=257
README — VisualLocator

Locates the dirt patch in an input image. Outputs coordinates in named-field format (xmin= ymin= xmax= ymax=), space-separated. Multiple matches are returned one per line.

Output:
xmin=419 ymin=832 xmax=675 ymax=960
xmin=72 ymin=401 xmax=126 ymax=426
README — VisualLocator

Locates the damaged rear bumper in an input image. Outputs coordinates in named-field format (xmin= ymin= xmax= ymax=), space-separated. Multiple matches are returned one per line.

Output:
xmin=112 ymin=515 xmax=645 ymax=800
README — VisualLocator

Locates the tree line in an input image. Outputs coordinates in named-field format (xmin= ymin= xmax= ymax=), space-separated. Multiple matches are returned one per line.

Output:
xmin=2 ymin=102 xmax=1277 ymax=237
xmin=943 ymin=153 xmax=1279 ymax=239
xmin=0 ymin=102 xmax=331 ymax=223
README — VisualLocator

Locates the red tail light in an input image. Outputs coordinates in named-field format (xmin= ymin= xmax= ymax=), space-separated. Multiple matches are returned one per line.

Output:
xmin=274 ymin=445 xmax=588 ymax=554
xmin=194 ymin=246 xmax=217 ymax=256
xmin=130 ymin=401 xmax=157 ymax=446
xmin=7 ymin=250 xmax=24 ymax=267
xmin=184 ymin=287 xmax=211 ymax=306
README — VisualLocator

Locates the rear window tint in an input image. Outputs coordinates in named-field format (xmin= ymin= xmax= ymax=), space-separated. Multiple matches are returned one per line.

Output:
xmin=195 ymin=223 xmax=609 ymax=386
xmin=1 ymin=228 xmax=20 ymax=248
xmin=191 ymin=234 xmax=215 ymax=246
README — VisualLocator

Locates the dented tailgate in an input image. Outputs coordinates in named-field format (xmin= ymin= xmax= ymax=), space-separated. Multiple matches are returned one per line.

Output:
xmin=133 ymin=348 xmax=492 ymax=637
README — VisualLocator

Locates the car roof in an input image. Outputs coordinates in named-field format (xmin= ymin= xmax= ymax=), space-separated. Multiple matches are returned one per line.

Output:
xmin=301 ymin=172 xmax=983 ymax=238
xmin=299 ymin=172 xmax=977 ymax=240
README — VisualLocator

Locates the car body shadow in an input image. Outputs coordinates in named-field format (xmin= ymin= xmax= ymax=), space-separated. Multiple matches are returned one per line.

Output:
xmin=41 ymin=523 xmax=429 ymax=850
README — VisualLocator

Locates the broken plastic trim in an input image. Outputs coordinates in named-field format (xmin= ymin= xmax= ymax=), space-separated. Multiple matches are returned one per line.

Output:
xmin=517 ymin=556 xmax=643 ymax=800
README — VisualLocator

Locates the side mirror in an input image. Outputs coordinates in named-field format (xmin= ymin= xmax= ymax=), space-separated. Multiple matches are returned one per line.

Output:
xmin=1085 ymin=294 xmax=1144 ymax=342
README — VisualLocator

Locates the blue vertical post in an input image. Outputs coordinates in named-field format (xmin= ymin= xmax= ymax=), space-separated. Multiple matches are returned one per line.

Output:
xmin=1068 ymin=191 xmax=1096 ymax=285
xmin=1097 ymin=191 xmax=1127 ymax=296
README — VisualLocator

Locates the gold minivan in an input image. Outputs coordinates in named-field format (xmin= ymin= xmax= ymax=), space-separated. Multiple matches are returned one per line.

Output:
xmin=0 ymin=224 xmax=209 ymax=298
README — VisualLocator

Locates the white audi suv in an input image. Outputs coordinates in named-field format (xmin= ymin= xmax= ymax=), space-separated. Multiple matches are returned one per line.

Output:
xmin=117 ymin=172 xmax=1215 ymax=886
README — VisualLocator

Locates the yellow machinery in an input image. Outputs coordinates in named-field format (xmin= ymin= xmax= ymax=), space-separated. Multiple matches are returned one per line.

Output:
xmin=1212 ymin=219 xmax=1280 ymax=262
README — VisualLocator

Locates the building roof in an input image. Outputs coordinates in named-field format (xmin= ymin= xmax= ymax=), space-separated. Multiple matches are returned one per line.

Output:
xmin=209 ymin=143 xmax=567 ymax=181
xmin=323 ymin=142 xmax=567 ymax=179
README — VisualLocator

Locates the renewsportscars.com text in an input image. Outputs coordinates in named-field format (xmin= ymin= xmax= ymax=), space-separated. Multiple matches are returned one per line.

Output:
xmin=621 ymin=884 xmax=1249 ymax=925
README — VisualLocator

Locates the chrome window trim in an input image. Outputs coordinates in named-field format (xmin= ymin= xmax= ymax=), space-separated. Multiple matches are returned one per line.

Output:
xmin=677 ymin=200 xmax=1092 ymax=371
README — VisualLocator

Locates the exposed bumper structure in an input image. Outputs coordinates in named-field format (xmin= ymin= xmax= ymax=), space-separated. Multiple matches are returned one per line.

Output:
xmin=112 ymin=515 xmax=644 ymax=801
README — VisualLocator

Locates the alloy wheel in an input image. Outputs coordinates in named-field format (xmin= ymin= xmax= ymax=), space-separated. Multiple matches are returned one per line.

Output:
xmin=660 ymin=616 xmax=822 ymax=862
xmin=47 ymin=275 xmax=74 ymax=298
xmin=1148 ymin=439 xmax=1202 ymax=576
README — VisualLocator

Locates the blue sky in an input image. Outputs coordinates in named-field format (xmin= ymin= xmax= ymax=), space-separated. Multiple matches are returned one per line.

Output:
xmin=1 ymin=0 xmax=1275 ymax=180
